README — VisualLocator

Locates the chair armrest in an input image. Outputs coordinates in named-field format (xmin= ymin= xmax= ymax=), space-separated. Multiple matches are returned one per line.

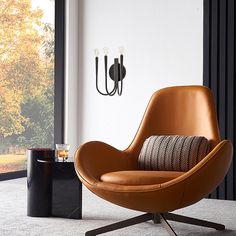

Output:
xmin=74 ymin=141 xmax=138 ymax=186
xmin=91 ymin=140 xmax=232 ymax=213
xmin=161 ymin=139 xmax=233 ymax=207
xmin=74 ymin=140 xmax=232 ymax=213
xmin=92 ymin=140 xmax=232 ymax=194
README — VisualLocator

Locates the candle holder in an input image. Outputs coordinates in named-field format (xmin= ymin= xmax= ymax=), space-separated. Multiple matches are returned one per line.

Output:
xmin=95 ymin=47 xmax=126 ymax=96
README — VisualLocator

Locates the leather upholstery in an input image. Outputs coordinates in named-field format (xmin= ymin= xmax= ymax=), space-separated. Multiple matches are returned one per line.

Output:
xmin=74 ymin=86 xmax=233 ymax=213
xmin=100 ymin=170 xmax=185 ymax=185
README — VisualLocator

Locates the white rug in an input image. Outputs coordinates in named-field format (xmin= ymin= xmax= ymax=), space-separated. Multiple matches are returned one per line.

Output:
xmin=0 ymin=178 xmax=236 ymax=236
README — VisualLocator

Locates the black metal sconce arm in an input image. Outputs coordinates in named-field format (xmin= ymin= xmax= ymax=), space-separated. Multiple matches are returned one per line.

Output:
xmin=95 ymin=52 xmax=126 ymax=96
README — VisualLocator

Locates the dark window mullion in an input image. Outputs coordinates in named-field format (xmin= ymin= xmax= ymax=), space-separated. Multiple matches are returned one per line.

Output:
xmin=54 ymin=0 xmax=65 ymax=145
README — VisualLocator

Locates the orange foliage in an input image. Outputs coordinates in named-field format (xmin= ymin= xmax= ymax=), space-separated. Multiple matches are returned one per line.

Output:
xmin=0 ymin=0 xmax=53 ymax=137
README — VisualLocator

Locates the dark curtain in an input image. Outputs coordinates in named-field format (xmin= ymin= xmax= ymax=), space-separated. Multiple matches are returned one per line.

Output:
xmin=203 ymin=0 xmax=235 ymax=200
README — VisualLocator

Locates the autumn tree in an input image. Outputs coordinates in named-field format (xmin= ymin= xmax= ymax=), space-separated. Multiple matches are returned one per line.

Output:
xmin=0 ymin=0 xmax=52 ymax=138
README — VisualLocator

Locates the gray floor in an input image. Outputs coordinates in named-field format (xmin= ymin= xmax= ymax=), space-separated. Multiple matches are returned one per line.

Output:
xmin=0 ymin=178 xmax=236 ymax=236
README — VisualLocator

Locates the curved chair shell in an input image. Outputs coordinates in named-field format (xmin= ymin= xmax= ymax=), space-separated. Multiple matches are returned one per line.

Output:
xmin=126 ymin=86 xmax=221 ymax=157
xmin=75 ymin=140 xmax=232 ymax=213
xmin=74 ymin=86 xmax=233 ymax=214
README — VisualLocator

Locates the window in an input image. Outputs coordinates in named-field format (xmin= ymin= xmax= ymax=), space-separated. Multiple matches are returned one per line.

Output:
xmin=0 ymin=0 xmax=65 ymax=179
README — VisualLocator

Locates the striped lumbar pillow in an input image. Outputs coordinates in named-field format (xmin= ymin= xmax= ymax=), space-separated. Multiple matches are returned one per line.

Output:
xmin=138 ymin=135 xmax=210 ymax=171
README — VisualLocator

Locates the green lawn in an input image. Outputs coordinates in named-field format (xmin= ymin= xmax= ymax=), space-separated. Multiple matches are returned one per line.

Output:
xmin=0 ymin=154 xmax=26 ymax=173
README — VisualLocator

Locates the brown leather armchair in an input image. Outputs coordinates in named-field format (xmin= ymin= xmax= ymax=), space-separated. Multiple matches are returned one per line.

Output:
xmin=75 ymin=86 xmax=233 ymax=236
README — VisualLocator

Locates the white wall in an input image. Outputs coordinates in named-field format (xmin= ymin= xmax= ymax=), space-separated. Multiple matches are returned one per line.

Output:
xmin=65 ymin=0 xmax=203 ymax=154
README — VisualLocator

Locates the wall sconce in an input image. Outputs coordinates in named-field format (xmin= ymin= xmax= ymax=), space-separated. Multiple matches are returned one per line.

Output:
xmin=94 ymin=47 xmax=126 ymax=96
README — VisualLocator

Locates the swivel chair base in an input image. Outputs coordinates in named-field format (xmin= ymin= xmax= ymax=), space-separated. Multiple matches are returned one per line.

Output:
xmin=85 ymin=212 xmax=225 ymax=236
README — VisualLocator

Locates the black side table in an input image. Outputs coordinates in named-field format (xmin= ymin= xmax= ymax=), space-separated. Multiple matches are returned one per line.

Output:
xmin=27 ymin=150 xmax=82 ymax=219
xmin=27 ymin=148 xmax=54 ymax=217
xmin=52 ymin=161 xmax=82 ymax=219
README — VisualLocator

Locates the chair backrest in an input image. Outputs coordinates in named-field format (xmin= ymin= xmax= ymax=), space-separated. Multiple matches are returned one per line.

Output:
xmin=127 ymin=86 xmax=221 ymax=156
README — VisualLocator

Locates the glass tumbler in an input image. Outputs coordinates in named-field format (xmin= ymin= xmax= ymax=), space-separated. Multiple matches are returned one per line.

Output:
xmin=56 ymin=144 xmax=70 ymax=161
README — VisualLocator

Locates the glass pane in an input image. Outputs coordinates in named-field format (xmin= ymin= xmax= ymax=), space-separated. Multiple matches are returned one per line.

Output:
xmin=0 ymin=0 xmax=55 ymax=174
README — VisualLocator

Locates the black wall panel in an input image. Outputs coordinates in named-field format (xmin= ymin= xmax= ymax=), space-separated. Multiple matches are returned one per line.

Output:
xmin=203 ymin=0 xmax=235 ymax=200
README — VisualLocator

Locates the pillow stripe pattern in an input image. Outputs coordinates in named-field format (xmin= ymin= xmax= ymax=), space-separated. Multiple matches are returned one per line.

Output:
xmin=138 ymin=135 xmax=210 ymax=171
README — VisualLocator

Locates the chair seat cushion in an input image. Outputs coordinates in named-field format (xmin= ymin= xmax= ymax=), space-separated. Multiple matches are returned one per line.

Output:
xmin=100 ymin=170 xmax=185 ymax=185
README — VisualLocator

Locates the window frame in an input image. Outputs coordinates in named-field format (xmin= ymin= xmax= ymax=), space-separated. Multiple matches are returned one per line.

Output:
xmin=0 ymin=0 xmax=65 ymax=181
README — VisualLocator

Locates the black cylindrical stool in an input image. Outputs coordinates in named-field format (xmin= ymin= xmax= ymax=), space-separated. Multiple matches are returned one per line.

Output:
xmin=27 ymin=148 xmax=54 ymax=217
